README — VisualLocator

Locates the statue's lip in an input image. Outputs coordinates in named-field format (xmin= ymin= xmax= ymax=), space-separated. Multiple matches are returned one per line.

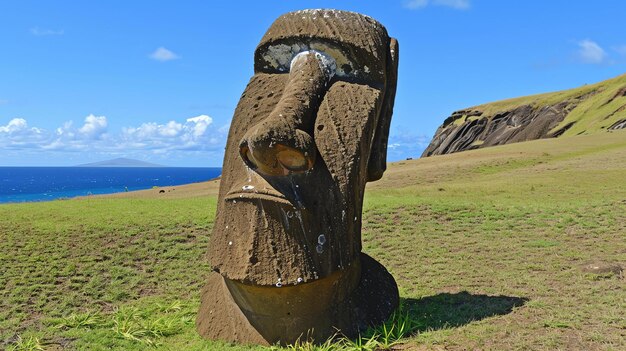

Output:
xmin=224 ymin=190 xmax=292 ymax=206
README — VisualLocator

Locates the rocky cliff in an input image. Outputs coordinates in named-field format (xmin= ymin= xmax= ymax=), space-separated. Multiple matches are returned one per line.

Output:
xmin=423 ymin=73 xmax=626 ymax=157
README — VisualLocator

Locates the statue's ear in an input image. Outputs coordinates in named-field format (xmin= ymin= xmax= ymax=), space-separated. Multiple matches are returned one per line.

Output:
xmin=367 ymin=38 xmax=399 ymax=182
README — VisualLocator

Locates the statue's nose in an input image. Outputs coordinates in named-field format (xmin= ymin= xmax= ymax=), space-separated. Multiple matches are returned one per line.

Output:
xmin=240 ymin=119 xmax=316 ymax=176
xmin=239 ymin=51 xmax=336 ymax=176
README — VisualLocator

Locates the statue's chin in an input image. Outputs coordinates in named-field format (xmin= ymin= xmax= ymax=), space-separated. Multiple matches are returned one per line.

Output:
xmin=197 ymin=253 xmax=399 ymax=346
xmin=224 ymin=259 xmax=361 ymax=339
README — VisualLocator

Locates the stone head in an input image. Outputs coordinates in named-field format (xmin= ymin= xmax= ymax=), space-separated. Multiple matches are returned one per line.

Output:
xmin=200 ymin=9 xmax=399 ymax=344
xmin=210 ymin=8 xmax=398 ymax=286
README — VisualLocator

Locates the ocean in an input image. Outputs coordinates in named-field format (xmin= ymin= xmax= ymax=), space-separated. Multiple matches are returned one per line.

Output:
xmin=0 ymin=167 xmax=222 ymax=204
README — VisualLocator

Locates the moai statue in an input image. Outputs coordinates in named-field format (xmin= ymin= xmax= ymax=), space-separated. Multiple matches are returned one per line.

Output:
xmin=197 ymin=9 xmax=399 ymax=345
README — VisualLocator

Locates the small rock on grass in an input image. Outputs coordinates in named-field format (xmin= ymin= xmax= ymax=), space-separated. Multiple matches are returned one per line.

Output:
xmin=581 ymin=262 xmax=623 ymax=279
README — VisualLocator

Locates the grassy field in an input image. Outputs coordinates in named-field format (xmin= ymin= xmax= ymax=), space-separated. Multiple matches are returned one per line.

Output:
xmin=1 ymin=130 xmax=625 ymax=350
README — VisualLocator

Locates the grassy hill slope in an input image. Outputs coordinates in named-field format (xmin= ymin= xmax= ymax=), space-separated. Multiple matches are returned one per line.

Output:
xmin=423 ymin=73 xmax=626 ymax=156
xmin=1 ymin=130 xmax=625 ymax=350
xmin=472 ymin=73 xmax=626 ymax=136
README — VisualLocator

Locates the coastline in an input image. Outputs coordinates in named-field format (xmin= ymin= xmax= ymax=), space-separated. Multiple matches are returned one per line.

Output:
xmin=0 ymin=167 xmax=222 ymax=204
xmin=0 ymin=180 xmax=221 ymax=205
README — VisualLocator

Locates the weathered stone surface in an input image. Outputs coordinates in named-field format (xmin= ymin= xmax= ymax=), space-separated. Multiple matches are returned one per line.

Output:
xmin=422 ymin=73 xmax=626 ymax=158
xmin=423 ymin=75 xmax=626 ymax=157
xmin=422 ymin=101 xmax=585 ymax=157
xmin=609 ymin=118 xmax=626 ymax=130
xmin=197 ymin=9 xmax=399 ymax=345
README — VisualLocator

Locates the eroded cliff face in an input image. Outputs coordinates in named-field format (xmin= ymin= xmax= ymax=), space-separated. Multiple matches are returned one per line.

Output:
xmin=422 ymin=101 xmax=580 ymax=157
xmin=423 ymin=74 xmax=626 ymax=157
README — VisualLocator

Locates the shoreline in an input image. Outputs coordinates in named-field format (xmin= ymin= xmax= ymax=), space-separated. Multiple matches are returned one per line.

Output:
xmin=0 ymin=167 xmax=222 ymax=204
xmin=0 ymin=178 xmax=222 ymax=205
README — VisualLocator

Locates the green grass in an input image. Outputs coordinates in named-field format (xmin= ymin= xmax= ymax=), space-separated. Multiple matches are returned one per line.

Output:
xmin=1 ymin=131 xmax=625 ymax=350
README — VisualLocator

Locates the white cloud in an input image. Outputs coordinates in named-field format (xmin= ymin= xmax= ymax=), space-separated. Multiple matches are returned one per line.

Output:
xmin=161 ymin=121 xmax=184 ymax=136
xmin=0 ymin=99 xmax=8 ymax=105
xmin=56 ymin=121 xmax=75 ymax=137
xmin=577 ymin=39 xmax=607 ymax=64
xmin=78 ymin=114 xmax=108 ymax=139
xmin=30 ymin=27 xmax=64 ymax=36
xmin=0 ymin=118 xmax=28 ymax=134
xmin=149 ymin=47 xmax=180 ymax=62
xmin=1 ymin=114 xmax=226 ymax=158
xmin=186 ymin=115 xmax=213 ymax=138
xmin=404 ymin=0 xmax=470 ymax=10
xmin=120 ymin=114 xmax=218 ymax=152
xmin=42 ymin=139 xmax=70 ymax=150
xmin=122 ymin=120 xmax=184 ymax=140
xmin=0 ymin=118 xmax=46 ymax=150
xmin=15 ymin=115 xmax=106 ymax=151
xmin=42 ymin=115 xmax=107 ymax=151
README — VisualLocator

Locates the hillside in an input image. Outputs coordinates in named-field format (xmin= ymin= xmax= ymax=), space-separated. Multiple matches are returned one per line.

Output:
xmin=76 ymin=158 xmax=163 ymax=167
xmin=423 ymin=73 xmax=626 ymax=157
xmin=1 ymin=131 xmax=624 ymax=350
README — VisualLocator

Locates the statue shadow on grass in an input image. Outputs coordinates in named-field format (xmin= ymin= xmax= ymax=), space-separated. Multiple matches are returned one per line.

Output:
xmin=399 ymin=291 xmax=528 ymax=333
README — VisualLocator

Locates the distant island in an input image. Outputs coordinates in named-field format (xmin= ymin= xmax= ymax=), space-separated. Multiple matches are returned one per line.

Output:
xmin=75 ymin=158 xmax=164 ymax=167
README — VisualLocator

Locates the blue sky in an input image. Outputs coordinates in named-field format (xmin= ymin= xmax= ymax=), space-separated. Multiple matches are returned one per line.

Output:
xmin=1 ymin=1 xmax=625 ymax=167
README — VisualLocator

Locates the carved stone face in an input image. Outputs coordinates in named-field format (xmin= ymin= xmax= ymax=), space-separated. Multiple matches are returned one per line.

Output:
xmin=199 ymin=9 xmax=399 ymax=345
xmin=209 ymin=9 xmax=398 ymax=288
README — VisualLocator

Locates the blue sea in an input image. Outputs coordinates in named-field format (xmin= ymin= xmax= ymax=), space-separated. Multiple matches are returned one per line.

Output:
xmin=0 ymin=167 xmax=222 ymax=204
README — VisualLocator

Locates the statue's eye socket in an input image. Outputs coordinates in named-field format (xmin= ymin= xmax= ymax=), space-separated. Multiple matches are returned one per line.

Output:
xmin=258 ymin=44 xmax=345 ymax=76
xmin=289 ymin=50 xmax=337 ymax=82
xmin=257 ymin=42 xmax=383 ymax=85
